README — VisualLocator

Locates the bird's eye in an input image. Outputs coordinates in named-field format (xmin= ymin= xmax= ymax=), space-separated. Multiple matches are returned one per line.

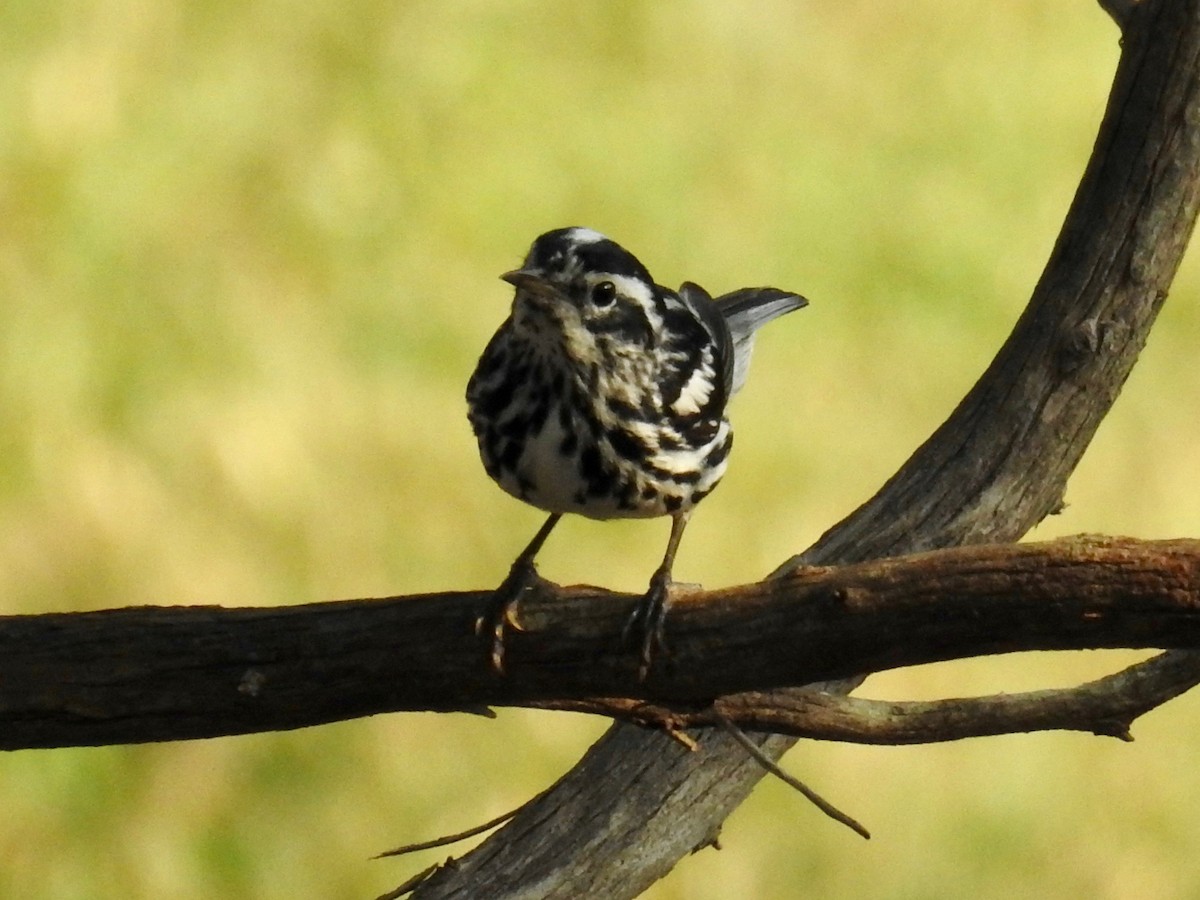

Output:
xmin=592 ymin=281 xmax=617 ymax=307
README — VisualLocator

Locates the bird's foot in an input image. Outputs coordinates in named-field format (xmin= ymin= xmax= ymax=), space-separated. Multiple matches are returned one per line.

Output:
xmin=624 ymin=568 xmax=675 ymax=681
xmin=476 ymin=559 xmax=538 ymax=674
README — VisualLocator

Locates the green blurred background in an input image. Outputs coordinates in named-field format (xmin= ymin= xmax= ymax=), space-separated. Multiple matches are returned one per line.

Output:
xmin=2 ymin=2 xmax=1199 ymax=898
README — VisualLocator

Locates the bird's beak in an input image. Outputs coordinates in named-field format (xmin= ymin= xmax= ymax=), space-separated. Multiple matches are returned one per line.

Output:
xmin=501 ymin=269 xmax=561 ymax=299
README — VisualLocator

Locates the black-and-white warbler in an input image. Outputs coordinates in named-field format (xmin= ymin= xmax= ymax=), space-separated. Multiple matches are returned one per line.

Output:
xmin=467 ymin=227 xmax=807 ymax=677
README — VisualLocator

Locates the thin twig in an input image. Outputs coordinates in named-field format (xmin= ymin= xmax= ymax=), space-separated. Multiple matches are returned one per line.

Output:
xmin=374 ymin=804 xmax=525 ymax=858
xmin=375 ymin=862 xmax=440 ymax=900
xmin=712 ymin=711 xmax=871 ymax=840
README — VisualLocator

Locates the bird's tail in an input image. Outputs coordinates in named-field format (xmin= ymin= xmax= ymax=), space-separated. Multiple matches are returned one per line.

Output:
xmin=717 ymin=288 xmax=808 ymax=337
xmin=715 ymin=287 xmax=808 ymax=396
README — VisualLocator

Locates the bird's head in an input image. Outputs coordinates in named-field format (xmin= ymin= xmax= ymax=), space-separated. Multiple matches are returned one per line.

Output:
xmin=502 ymin=228 xmax=664 ymax=357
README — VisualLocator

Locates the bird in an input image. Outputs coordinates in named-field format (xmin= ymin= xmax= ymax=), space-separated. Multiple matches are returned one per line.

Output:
xmin=466 ymin=227 xmax=807 ymax=678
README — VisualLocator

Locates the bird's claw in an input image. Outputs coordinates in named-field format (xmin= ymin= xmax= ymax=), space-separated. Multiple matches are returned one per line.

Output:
xmin=624 ymin=569 xmax=673 ymax=680
xmin=478 ymin=560 xmax=537 ymax=674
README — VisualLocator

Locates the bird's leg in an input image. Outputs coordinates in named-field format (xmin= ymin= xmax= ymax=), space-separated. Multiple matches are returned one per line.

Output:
xmin=626 ymin=510 xmax=691 ymax=680
xmin=478 ymin=512 xmax=561 ymax=674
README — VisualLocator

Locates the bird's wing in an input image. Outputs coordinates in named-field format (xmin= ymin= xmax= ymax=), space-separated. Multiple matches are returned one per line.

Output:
xmin=677 ymin=281 xmax=735 ymax=400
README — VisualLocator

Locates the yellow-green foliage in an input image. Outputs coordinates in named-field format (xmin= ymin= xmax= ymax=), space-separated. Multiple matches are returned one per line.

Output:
xmin=1 ymin=2 xmax=1198 ymax=898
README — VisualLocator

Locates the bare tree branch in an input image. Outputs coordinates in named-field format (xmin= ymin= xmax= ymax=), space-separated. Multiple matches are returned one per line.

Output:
xmin=3 ymin=535 xmax=1200 ymax=751
xmin=526 ymin=649 xmax=1200 ymax=744
xmin=409 ymin=2 xmax=1200 ymax=896
xmin=1099 ymin=0 xmax=1139 ymax=30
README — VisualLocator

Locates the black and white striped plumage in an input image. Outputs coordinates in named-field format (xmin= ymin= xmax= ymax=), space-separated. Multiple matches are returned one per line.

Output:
xmin=467 ymin=227 xmax=807 ymax=676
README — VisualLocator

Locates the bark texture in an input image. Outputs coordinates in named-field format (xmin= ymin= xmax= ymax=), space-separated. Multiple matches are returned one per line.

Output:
xmin=5 ymin=536 xmax=1200 ymax=751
